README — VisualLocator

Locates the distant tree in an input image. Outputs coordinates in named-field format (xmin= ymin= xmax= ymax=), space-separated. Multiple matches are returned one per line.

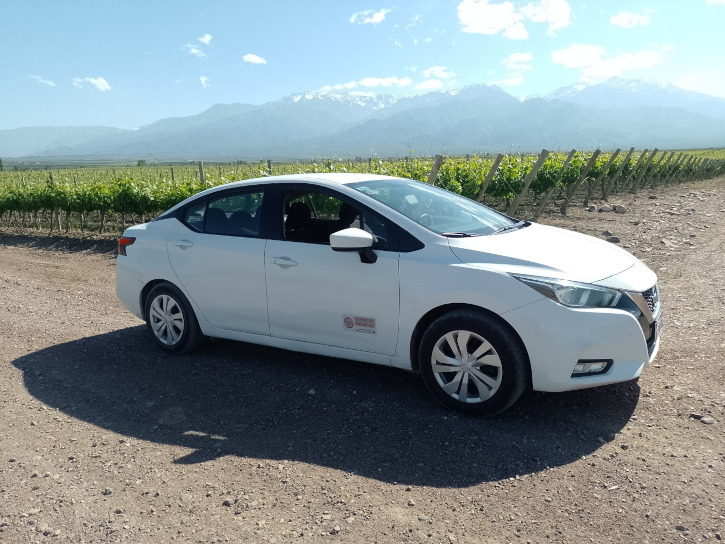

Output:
xmin=137 ymin=159 xmax=147 ymax=166
xmin=0 ymin=158 xmax=3 ymax=171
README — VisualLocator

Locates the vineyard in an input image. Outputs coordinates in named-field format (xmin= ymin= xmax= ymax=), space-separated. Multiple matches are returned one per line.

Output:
xmin=0 ymin=148 xmax=723 ymax=234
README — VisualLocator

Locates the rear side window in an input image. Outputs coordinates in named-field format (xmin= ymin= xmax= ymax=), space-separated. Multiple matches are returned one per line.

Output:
xmin=183 ymin=190 xmax=265 ymax=237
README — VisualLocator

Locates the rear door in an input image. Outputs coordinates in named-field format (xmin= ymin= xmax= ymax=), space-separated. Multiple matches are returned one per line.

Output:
xmin=167 ymin=188 xmax=270 ymax=335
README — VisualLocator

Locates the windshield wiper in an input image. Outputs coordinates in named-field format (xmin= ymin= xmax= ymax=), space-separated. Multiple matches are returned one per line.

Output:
xmin=442 ymin=232 xmax=481 ymax=238
xmin=493 ymin=221 xmax=529 ymax=234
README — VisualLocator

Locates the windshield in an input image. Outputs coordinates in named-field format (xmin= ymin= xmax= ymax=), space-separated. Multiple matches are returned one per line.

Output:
xmin=349 ymin=179 xmax=517 ymax=236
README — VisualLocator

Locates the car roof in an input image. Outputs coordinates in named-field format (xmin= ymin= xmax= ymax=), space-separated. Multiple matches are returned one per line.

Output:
xmin=157 ymin=173 xmax=417 ymax=218
xmin=232 ymin=172 xmax=408 ymax=187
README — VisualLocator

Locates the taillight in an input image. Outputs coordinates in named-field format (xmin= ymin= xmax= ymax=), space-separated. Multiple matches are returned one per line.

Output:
xmin=118 ymin=236 xmax=136 ymax=256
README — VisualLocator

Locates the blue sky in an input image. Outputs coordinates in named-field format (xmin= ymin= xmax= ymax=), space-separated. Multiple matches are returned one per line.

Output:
xmin=2 ymin=0 xmax=724 ymax=130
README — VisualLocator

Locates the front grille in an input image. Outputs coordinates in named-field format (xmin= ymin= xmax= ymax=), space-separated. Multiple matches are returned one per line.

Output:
xmin=642 ymin=284 xmax=659 ymax=314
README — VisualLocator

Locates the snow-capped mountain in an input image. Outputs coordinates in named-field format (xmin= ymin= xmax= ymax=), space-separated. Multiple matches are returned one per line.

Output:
xmin=2 ymin=79 xmax=724 ymax=160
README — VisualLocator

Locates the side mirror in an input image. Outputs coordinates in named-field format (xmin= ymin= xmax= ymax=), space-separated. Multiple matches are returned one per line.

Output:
xmin=330 ymin=228 xmax=377 ymax=264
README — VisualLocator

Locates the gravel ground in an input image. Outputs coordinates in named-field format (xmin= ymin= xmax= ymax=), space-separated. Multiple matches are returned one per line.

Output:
xmin=1 ymin=178 xmax=724 ymax=543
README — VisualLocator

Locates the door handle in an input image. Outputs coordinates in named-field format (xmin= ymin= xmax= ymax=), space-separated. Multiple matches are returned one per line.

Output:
xmin=174 ymin=239 xmax=193 ymax=248
xmin=270 ymin=257 xmax=298 ymax=267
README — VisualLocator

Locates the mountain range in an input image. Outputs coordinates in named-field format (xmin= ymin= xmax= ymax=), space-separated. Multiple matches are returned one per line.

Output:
xmin=3 ymin=78 xmax=725 ymax=161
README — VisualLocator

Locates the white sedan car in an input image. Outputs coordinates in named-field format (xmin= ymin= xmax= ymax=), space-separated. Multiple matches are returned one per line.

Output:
xmin=116 ymin=173 xmax=661 ymax=415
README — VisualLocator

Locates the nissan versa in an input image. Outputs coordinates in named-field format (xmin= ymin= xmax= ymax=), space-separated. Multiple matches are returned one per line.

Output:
xmin=116 ymin=173 xmax=661 ymax=415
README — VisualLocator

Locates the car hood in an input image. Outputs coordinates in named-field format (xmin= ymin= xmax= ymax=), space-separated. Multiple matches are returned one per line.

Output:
xmin=448 ymin=222 xmax=638 ymax=284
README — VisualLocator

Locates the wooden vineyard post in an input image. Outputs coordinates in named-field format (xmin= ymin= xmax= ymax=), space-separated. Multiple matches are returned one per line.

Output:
xmin=621 ymin=149 xmax=648 ymax=192
xmin=663 ymin=153 xmax=684 ymax=185
xmin=507 ymin=149 xmax=549 ymax=217
xmin=476 ymin=153 xmax=504 ymax=202
xmin=586 ymin=148 xmax=619 ymax=205
xmin=198 ymin=161 xmax=205 ymax=186
xmin=427 ymin=154 xmax=446 ymax=185
xmin=651 ymin=151 xmax=675 ymax=188
xmin=603 ymin=147 xmax=634 ymax=196
xmin=631 ymin=149 xmax=658 ymax=192
xmin=559 ymin=149 xmax=601 ymax=216
xmin=533 ymin=149 xmax=576 ymax=221
xmin=674 ymin=156 xmax=693 ymax=184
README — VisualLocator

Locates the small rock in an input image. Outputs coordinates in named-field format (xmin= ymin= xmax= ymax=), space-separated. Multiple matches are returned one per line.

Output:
xmin=701 ymin=417 xmax=715 ymax=425
xmin=407 ymin=499 xmax=415 ymax=507
xmin=308 ymin=389 xmax=316 ymax=395
xmin=587 ymin=205 xmax=596 ymax=212
xmin=330 ymin=526 xmax=340 ymax=535
xmin=689 ymin=413 xmax=703 ymax=420
xmin=418 ymin=515 xmax=430 ymax=522
xmin=544 ymin=497 xmax=553 ymax=503
xmin=102 ymin=489 xmax=112 ymax=496
xmin=620 ymin=444 xmax=629 ymax=450
xmin=598 ymin=205 xmax=612 ymax=212
xmin=614 ymin=205 xmax=626 ymax=214
xmin=607 ymin=236 xmax=620 ymax=244
xmin=602 ymin=230 xmax=613 ymax=237
xmin=180 ymin=494 xmax=192 ymax=503
xmin=114 ymin=509 xmax=123 ymax=515
xmin=676 ymin=525 xmax=688 ymax=532
xmin=222 ymin=499 xmax=233 ymax=507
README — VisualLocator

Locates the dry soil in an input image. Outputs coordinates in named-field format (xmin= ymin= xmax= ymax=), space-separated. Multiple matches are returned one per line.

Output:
xmin=1 ymin=178 xmax=724 ymax=543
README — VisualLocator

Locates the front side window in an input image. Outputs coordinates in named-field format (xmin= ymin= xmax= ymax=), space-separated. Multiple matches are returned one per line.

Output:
xmin=349 ymin=179 xmax=516 ymax=236
xmin=183 ymin=190 xmax=264 ymax=237
xmin=282 ymin=189 xmax=394 ymax=250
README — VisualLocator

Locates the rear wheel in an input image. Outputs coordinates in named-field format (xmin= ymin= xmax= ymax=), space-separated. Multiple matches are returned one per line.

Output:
xmin=145 ymin=283 xmax=204 ymax=354
xmin=419 ymin=310 xmax=529 ymax=415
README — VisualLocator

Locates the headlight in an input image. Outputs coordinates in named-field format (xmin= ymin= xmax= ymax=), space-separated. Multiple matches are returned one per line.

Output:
xmin=511 ymin=274 xmax=622 ymax=309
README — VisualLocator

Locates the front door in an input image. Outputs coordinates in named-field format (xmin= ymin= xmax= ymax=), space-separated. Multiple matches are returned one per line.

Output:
xmin=265 ymin=188 xmax=400 ymax=355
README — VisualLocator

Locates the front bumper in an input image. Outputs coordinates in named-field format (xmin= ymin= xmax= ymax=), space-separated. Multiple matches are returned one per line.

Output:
xmin=503 ymin=293 xmax=661 ymax=393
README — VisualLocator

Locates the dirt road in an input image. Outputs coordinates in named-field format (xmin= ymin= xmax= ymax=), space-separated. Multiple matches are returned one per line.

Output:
xmin=1 ymin=179 xmax=724 ymax=543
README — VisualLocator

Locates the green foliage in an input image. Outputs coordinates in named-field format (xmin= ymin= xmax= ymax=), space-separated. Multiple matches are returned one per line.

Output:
xmin=1 ymin=150 xmax=722 ymax=231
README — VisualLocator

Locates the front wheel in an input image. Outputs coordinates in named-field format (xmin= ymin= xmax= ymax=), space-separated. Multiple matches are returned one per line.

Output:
xmin=419 ymin=310 xmax=529 ymax=416
xmin=144 ymin=283 xmax=205 ymax=354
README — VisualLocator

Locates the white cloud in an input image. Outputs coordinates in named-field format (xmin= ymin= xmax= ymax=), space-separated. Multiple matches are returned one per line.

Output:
xmin=493 ymin=52 xmax=533 ymax=86
xmin=416 ymin=79 xmax=444 ymax=90
xmin=359 ymin=76 xmax=412 ymax=87
xmin=457 ymin=0 xmax=571 ymax=39
xmin=705 ymin=0 xmax=725 ymax=5
xmin=200 ymin=76 xmax=210 ymax=88
xmin=610 ymin=10 xmax=651 ymax=28
xmin=675 ymin=66 xmax=725 ymax=98
xmin=198 ymin=33 xmax=212 ymax=45
xmin=405 ymin=14 xmax=423 ymax=30
xmin=350 ymin=9 xmax=391 ymax=24
xmin=580 ymin=50 xmax=663 ymax=81
xmin=520 ymin=0 xmax=571 ymax=36
xmin=492 ymin=75 xmax=525 ymax=86
xmin=72 ymin=77 xmax=111 ymax=91
xmin=184 ymin=44 xmax=206 ymax=58
xmin=552 ymin=44 xmax=664 ymax=82
xmin=29 ymin=75 xmax=55 ymax=87
xmin=243 ymin=53 xmax=267 ymax=64
xmin=320 ymin=81 xmax=359 ymax=91
xmin=551 ymin=43 xmax=605 ymax=68
xmin=457 ymin=0 xmax=527 ymax=39
xmin=423 ymin=65 xmax=455 ymax=79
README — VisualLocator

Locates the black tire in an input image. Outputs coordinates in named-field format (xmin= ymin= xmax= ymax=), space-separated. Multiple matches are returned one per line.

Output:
xmin=144 ymin=283 xmax=205 ymax=354
xmin=419 ymin=310 xmax=529 ymax=416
